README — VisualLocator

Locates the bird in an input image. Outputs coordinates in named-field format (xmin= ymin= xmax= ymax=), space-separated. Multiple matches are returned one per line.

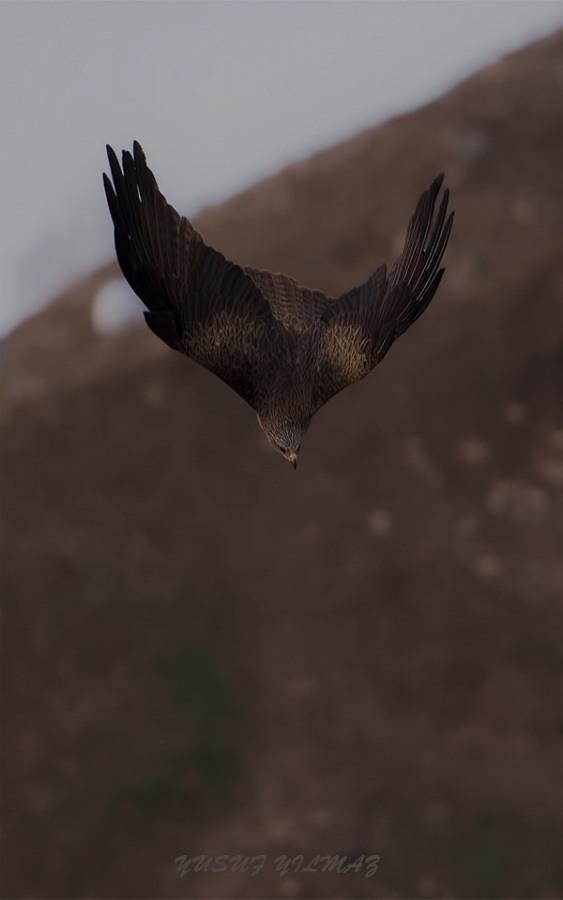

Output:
xmin=103 ymin=142 xmax=454 ymax=468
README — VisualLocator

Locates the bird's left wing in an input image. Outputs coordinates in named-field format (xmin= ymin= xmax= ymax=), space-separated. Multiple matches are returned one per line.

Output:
xmin=311 ymin=174 xmax=454 ymax=413
xmin=103 ymin=142 xmax=287 ymax=411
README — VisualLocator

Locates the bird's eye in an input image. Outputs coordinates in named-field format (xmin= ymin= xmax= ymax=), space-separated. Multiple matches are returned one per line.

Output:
xmin=278 ymin=446 xmax=287 ymax=454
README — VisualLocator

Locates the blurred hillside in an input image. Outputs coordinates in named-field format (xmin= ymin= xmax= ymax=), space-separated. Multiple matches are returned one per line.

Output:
xmin=2 ymin=30 xmax=562 ymax=900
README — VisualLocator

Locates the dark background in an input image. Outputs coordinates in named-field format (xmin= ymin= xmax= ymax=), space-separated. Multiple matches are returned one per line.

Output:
xmin=1 ymin=30 xmax=562 ymax=900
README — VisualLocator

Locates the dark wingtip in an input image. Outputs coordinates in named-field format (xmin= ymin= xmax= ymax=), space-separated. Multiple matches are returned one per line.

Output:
xmin=132 ymin=140 xmax=146 ymax=167
xmin=102 ymin=171 xmax=113 ymax=196
xmin=106 ymin=143 xmax=118 ymax=166
xmin=105 ymin=145 xmax=123 ymax=188
xmin=430 ymin=173 xmax=445 ymax=196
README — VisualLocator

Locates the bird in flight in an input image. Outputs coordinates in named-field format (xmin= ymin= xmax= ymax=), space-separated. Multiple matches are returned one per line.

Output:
xmin=104 ymin=142 xmax=454 ymax=468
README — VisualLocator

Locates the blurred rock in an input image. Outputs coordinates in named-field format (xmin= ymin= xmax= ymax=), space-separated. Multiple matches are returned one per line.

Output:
xmin=417 ymin=875 xmax=439 ymax=898
xmin=458 ymin=128 xmax=491 ymax=164
xmin=474 ymin=555 xmax=503 ymax=579
xmin=367 ymin=510 xmax=392 ymax=536
xmin=455 ymin=515 xmax=479 ymax=539
xmin=511 ymin=198 xmax=537 ymax=227
xmin=535 ymin=456 xmax=563 ymax=485
xmin=278 ymin=876 xmax=301 ymax=898
xmin=423 ymin=800 xmax=450 ymax=826
xmin=456 ymin=439 xmax=490 ymax=465
xmin=90 ymin=279 xmax=145 ymax=334
xmin=502 ymin=402 xmax=527 ymax=424
xmin=487 ymin=481 xmax=548 ymax=522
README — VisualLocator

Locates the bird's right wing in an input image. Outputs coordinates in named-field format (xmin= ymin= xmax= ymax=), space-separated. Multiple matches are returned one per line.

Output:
xmin=311 ymin=174 xmax=454 ymax=412
xmin=103 ymin=142 xmax=287 ymax=411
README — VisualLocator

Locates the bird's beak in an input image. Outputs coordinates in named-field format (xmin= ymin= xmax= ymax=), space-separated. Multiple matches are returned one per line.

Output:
xmin=287 ymin=452 xmax=298 ymax=470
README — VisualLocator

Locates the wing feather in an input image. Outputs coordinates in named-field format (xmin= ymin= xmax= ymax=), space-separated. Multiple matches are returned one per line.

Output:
xmin=312 ymin=174 xmax=454 ymax=412
xmin=103 ymin=142 xmax=286 ymax=411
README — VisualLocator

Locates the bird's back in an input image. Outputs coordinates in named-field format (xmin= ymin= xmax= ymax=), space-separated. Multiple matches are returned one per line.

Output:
xmin=243 ymin=268 xmax=331 ymax=333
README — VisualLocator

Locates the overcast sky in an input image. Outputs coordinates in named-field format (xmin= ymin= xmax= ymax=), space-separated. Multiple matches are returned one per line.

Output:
xmin=1 ymin=1 xmax=561 ymax=334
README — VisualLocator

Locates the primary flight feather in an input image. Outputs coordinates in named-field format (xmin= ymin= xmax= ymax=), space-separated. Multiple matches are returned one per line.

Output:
xmin=103 ymin=142 xmax=454 ymax=467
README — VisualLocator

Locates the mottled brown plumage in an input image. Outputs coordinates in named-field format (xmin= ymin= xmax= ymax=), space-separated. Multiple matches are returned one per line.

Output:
xmin=103 ymin=142 xmax=454 ymax=467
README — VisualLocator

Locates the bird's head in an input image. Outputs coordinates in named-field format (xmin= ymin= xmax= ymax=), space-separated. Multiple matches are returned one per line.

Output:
xmin=257 ymin=414 xmax=310 ymax=469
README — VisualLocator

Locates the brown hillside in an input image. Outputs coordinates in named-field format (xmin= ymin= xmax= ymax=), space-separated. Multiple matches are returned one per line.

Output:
xmin=2 ymin=30 xmax=562 ymax=900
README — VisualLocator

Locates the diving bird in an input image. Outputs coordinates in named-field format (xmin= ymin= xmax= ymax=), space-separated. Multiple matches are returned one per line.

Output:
xmin=103 ymin=142 xmax=454 ymax=468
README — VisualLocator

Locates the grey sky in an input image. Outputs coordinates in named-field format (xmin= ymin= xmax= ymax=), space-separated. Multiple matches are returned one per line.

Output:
xmin=1 ymin=1 xmax=561 ymax=334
